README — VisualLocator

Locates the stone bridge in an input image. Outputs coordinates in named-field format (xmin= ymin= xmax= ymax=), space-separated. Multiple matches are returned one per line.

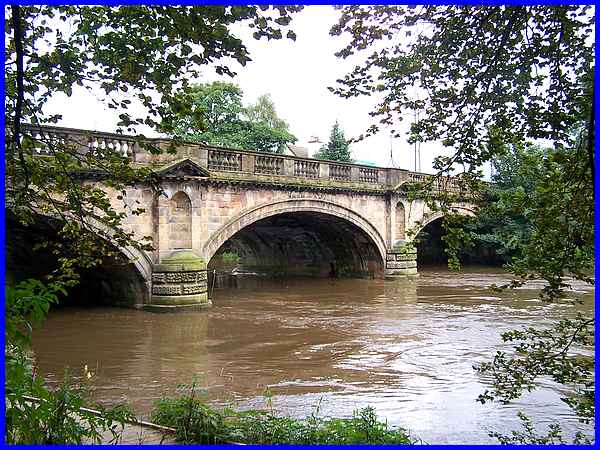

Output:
xmin=19 ymin=125 xmax=477 ymax=311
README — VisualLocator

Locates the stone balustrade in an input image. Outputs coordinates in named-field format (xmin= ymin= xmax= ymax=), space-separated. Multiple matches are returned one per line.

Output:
xmin=359 ymin=167 xmax=379 ymax=184
xmin=18 ymin=124 xmax=468 ymax=194
xmin=207 ymin=148 xmax=242 ymax=172
xmin=294 ymin=159 xmax=319 ymax=178
xmin=407 ymin=172 xmax=465 ymax=193
xmin=329 ymin=164 xmax=351 ymax=181
xmin=20 ymin=124 xmax=138 ymax=158
xmin=254 ymin=154 xmax=283 ymax=175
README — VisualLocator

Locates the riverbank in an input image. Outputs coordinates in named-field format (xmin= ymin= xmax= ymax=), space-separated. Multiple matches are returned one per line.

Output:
xmin=149 ymin=392 xmax=414 ymax=444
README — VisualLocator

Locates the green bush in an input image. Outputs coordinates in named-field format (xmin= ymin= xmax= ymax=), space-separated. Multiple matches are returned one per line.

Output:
xmin=151 ymin=391 xmax=414 ymax=445
xmin=5 ymin=279 xmax=133 ymax=444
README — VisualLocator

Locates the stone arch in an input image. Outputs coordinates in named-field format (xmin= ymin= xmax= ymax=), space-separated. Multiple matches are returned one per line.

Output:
xmin=6 ymin=211 xmax=153 ymax=305
xmin=202 ymin=198 xmax=387 ymax=265
xmin=168 ymin=191 xmax=192 ymax=250
xmin=411 ymin=205 xmax=476 ymax=240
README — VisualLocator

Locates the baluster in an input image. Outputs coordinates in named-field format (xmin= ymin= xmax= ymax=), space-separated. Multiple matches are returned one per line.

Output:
xmin=33 ymin=132 xmax=40 ymax=154
xmin=91 ymin=137 xmax=99 ymax=156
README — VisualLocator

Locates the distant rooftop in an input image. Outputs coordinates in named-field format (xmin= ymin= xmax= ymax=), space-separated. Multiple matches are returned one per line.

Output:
xmin=285 ymin=144 xmax=309 ymax=158
xmin=353 ymin=159 xmax=377 ymax=167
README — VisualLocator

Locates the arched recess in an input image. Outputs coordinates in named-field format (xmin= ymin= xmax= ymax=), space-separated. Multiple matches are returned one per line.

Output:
xmin=203 ymin=198 xmax=387 ymax=271
xmin=168 ymin=191 xmax=192 ymax=250
xmin=5 ymin=211 xmax=153 ymax=307
xmin=395 ymin=201 xmax=406 ymax=243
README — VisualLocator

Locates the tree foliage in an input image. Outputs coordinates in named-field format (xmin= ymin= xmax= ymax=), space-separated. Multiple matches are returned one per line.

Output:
xmin=171 ymin=82 xmax=296 ymax=153
xmin=331 ymin=5 xmax=595 ymax=443
xmin=487 ymin=141 xmax=593 ymax=299
xmin=5 ymin=5 xmax=301 ymax=443
xmin=331 ymin=5 xmax=594 ymax=178
xmin=6 ymin=5 xmax=301 ymax=279
xmin=313 ymin=121 xmax=352 ymax=162
xmin=465 ymin=140 xmax=594 ymax=292
xmin=246 ymin=94 xmax=290 ymax=131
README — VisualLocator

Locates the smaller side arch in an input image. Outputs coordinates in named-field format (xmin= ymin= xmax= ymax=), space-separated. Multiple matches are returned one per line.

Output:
xmin=6 ymin=211 xmax=154 ymax=306
xmin=409 ymin=205 xmax=476 ymax=241
xmin=84 ymin=214 xmax=154 ymax=287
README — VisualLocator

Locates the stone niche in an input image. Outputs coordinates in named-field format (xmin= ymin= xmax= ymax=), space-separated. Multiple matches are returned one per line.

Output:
xmin=384 ymin=242 xmax=418 ymax=277
xmin=169 ymin=191 xmax=192 ymax=250
xmin=145 ymin=250 xmax=212 ymax=312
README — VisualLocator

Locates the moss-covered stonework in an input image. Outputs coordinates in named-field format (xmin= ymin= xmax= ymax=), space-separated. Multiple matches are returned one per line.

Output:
xmin=146 ymin=251 xmax=211 ymax=312
xmin=384 ymin=242 xmax=418 ymax=277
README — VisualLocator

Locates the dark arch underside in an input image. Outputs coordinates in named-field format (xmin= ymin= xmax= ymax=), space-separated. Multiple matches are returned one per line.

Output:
xmin=208 ymin=211 xmax=384 ymax=278
xmin=6 ymin=213 xmax=148 ymax=307
xmin=416 ymin=216 xmax=505 ymax=266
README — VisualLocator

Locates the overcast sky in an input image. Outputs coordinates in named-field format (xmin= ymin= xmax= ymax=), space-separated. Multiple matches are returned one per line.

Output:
xmin=45 ymin=5 xmax=457 ymax=174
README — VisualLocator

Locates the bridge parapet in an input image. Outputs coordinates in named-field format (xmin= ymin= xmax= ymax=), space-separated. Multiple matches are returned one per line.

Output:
xmin=19 ymin=124 xmax=467 ymax=195
xmin=21 ymin=124 xmax=140 ymax=159
xmin=406 ymin=172 xmax=467 ymax=194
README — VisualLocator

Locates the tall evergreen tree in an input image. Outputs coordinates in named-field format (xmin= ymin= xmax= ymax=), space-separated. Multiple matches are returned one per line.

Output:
xmin=314 ymin=121 xmax=352 ymax=162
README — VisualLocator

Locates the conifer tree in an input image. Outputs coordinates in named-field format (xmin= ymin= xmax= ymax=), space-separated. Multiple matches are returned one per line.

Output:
xmin=314 ymin=121 xmax=352 ymax=162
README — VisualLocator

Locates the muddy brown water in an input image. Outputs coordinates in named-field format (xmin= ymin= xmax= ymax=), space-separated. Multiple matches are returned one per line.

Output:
xmin=31 ymin=267 xmax=594 ymax=444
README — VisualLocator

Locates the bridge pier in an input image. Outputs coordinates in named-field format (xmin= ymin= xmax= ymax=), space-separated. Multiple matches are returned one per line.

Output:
xmin=144 ymin=251 xmax=212 ymax=312
xmin=384 ymin=242 xmax=418 ymax=277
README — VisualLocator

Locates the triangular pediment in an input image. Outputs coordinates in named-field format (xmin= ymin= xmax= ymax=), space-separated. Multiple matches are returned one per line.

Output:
xmin=156 ymin=158 xmax=210 ymax=179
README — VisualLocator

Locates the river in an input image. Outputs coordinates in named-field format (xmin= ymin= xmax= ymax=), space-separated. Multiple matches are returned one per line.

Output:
xmin=31 ymin=266 xmax=594 ymax=444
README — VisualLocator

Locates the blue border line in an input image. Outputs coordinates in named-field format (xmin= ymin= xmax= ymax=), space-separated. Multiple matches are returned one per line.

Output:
xmin=1 ymin=3 xmax=597 ymax=448
xmin=0 ymin=4 xmax=6 ymax=448
xmin=593 ymin=8 xmax=599 ymax=447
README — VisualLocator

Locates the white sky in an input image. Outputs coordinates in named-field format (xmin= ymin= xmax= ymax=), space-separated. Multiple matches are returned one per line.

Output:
xmin=45 ymin=5 xmax=460 ymax=174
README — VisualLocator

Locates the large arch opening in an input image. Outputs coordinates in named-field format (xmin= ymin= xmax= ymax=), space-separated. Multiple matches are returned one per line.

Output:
xmin=208 ymin=211 xmax=384 ymax=279
xmin=6 ymin=213 xmax=149 ymax=307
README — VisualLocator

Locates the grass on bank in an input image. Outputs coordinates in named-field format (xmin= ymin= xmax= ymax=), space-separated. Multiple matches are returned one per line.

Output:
xmin=150 ymin=393 xmax=415 ymax=445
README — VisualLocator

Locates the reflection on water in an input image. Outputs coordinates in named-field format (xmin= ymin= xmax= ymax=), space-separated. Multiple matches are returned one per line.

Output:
xmin=31 ymin=266 xmax=594 ymax=444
